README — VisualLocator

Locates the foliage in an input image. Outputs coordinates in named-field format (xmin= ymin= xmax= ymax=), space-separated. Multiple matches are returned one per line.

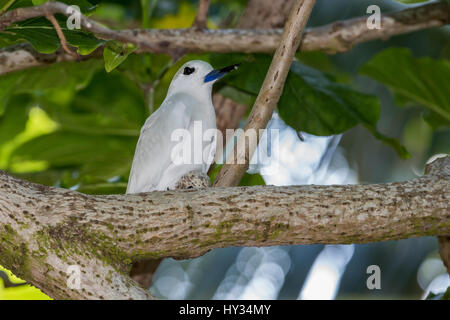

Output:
xmin=0 ymin=266 xmax=50 ymax=300
xmin=1 ymin=1 xmax=102 ymax=54
xmin=210 ymin=53 xmax=410 ymax=158
xmin=103 ymin=42 xmax=137 ymax=73
xmin=361 ymin=48 xmax=450 ymax=130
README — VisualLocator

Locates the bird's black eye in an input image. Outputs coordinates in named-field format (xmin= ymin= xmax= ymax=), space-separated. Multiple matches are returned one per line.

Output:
xmin=183 ymin=67 xmax=195 ymax=75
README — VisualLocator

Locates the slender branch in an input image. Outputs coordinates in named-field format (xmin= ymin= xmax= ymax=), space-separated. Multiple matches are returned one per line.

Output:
xmin=192 ymin=0 xmax=210 ymax=29
xmin=0 ymin=2 xmax=448 ymax=76
xmin=213 ymin=0 xmax=316 ymax=187
xmin=45 ymin=14 xmax=78 ymax=58
xmin=212 ymin=0 xmax=295 ymax=157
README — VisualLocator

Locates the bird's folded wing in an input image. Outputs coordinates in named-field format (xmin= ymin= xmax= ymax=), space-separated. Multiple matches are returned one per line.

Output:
xmin=126 ymin=98 xmax=193 ymax=193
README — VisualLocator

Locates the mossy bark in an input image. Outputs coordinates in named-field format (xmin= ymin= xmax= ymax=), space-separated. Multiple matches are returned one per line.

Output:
xmin=0 ymin=156 xmax=449 ymax=299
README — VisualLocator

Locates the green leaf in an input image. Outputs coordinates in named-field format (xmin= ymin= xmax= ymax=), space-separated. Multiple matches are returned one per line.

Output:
xmin=0 ymin=32 xmax=26 ymax=48
xmin=140 ymin=0 xmax=158 ymax=29
xmin=423 ymin=110 xmax=450 ymax=130
xmin=39 ymin=70 xmax=146 ymax=136
xmin=360 ymin=48 xmax=450 ymax=129
xmin=0 ymin=0 xmax=19 ymax=13
xmin=43 ymin=111 xmax=141 ymax=136
xmin=281 ymin=63 xmax=410 ymax=158
xmin=11 ymin=69 xmax=148 ymax=187
xmin=239 ymin=173 xmax=266 ymax=186
xmin=209 ymin=53 xmax=265 ymax=96
xmin=280 ymin=63 xmax=380 ymax=136
xmin=210 ymin=53 xmax=409 ymax=158
xmin=217 ymin=86 xmax=255 ymax=107
xmin=208 ymin=164 xmax=221 ymax=184
xmin=295 ymin=51 xmax=336 ymax=73
xmin=71 ymin=70 xmax=146 ymax=126
xmin=366 ymin=126 xmax=410 ymax=159
xmin=5 ymin=26 xmax=59 ymax=53
xmin=103 ymin=42 xmax=137 ymax=73
xmin=11 ymin=131 xmax=136 ymax=182
xmin=3 ymin=17 xmax=104 ymax=55
xmin=402 ymin=116 xmax=433 ymax=155
xmin=63 ymin=29 xmax=105 ymax=55
xmin=118 ymin=53 xmax=172 ymax=83
xmin=7 ymin=0 xmax=33 ymax=11
xmin=0 ymin=94 xmax=32 ymax=147
xmin=0 ymin=59 xmax=101 ymax=113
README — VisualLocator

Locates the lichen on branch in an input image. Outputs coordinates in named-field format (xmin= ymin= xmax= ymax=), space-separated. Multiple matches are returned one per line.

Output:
xmin=0 ymin=156 xmax=449 ymax=299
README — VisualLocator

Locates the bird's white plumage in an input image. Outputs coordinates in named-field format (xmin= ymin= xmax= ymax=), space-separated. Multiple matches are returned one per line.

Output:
xmin=126 ymin=60 xmax=217 ymax=193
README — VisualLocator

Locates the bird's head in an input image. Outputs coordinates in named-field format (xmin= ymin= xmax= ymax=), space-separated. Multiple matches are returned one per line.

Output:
xmin=167 ymin=60 xmax=240 ymax=95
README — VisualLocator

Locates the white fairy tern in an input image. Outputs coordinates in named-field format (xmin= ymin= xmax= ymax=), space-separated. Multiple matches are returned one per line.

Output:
xmin=127 ymin=60 xmax=239 ymax=193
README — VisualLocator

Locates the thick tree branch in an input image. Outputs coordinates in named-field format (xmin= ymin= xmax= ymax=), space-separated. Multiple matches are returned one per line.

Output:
xmin=0 ymin=43 xmax=100 ymax=75
xmin=1 ymin=2 xmax=448 ymax=75
xmin=0 ymin=156 xmax=448 ymax=299
xmin=129 ymin=171 xmax=210 ymax=288
xmin=214 ymin=0 xmax=316 ymax=187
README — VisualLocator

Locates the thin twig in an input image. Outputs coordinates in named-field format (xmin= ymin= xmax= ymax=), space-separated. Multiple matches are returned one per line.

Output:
xmin=213 ymin=0 xmax=317 ymax=187
xmin=207 ymin=0 xmax=296 ymax=176
xmin=192 ymin=0 xmax=210 ymax=29
xmin=45 ymin=14 xmax=78 ymax=59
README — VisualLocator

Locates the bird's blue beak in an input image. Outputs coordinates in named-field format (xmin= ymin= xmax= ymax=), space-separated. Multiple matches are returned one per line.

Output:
xmin=204 ymin=63 xmax=241 ymax=83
